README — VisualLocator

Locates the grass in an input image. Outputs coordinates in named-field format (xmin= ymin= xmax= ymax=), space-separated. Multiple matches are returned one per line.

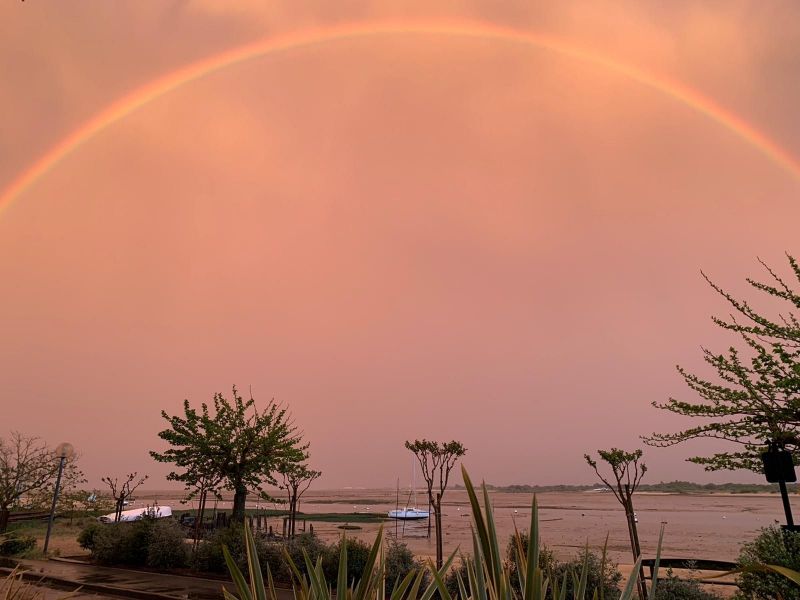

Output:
xmin=3 ymin=517 xmax=93 ymax=558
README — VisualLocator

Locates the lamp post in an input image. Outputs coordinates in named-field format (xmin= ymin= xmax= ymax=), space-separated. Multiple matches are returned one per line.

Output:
xmin=43 ymin=442 xmax=74 ymax=555
xmin=761 ymin=440 xmax=797 ymax=531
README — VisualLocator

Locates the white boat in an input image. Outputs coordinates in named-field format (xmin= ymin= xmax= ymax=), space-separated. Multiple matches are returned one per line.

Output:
xmin=98 ymin=505 xmax=172 ymax=523
xmin=388 ymin=460 xmax=430 ymax=520
xmin=388 ymin=508 xmax=429 ymax=520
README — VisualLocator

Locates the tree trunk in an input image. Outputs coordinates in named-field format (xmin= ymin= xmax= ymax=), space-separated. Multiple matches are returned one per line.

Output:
xmin=434 ymin=493 xmax=443 ymax=570
xmin=194 ymin=489 xmax=207 ymax=548
xmin=115 ymin=498 xmax=124 ymax=523
xmin=623 ymin=493 xmax=647 ymax=600
xmin=0 ymin=507 xmax=9 ymax=533
xmin=427 ymin=494 xmax=432 ymax=538
xmin=290 ymin=497 xmax=296 ymax=538
xmin=232 ymin=486 xmax=247 ymax=523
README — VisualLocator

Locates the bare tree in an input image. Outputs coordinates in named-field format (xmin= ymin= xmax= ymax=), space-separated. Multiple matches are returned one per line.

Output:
xmin=101 ymin=473 xmax=148 ymax=522
xmin=0 ymin=432 xmax=63 ymax=533
xmin=404 ymin=439 xmax=467 ymax=569
xmin=585 ymin=448 xmax=648 ymax=600
xmin=278 ymin=462 xmax=321 ymax=538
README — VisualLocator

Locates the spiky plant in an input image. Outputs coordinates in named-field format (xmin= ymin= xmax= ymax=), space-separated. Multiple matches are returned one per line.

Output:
xmin=222 ymin=467 xmax=800 ymax=600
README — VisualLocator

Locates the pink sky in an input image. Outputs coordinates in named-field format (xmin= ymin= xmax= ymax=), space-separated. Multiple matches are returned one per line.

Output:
xmin=1 ymin=1 xmax=798 ymax=489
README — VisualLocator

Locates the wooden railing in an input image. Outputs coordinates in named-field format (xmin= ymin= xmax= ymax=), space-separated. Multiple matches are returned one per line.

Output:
xmin=641 ymin=558 xmax=738 ymax=586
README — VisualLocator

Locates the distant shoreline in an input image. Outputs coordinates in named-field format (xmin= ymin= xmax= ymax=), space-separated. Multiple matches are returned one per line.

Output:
xmin=453 ymin=481 xmax=795 ymax=494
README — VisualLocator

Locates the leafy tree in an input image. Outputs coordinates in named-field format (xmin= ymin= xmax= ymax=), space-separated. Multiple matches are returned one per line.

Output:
xmin=0 ymin=432 xmax=65 ymax=533
xmin=404 ymin=439 xmax=466 ymax=568
xmin=151 ymin=386 xmax=307 ymax=522
xmin=585 ymin=448 xmax=647 ymax=600
xmin=101 ymin=472 xmax=148 ymax=522
xmin=278 ymin=462 xmax=321 ymax=538
xmin=645 ymin=255 xmax=800 ymax=472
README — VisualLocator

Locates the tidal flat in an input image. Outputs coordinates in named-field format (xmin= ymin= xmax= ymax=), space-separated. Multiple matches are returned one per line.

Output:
xmin=134 ymin=487 xmax=790 ymax=563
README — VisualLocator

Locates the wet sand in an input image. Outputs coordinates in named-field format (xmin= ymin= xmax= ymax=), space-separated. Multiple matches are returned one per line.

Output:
xmin=135 ymin=488 xmax=790 ymax=564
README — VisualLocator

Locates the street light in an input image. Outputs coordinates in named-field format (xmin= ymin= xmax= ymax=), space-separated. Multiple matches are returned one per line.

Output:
xmin=761 ymin=440 xmax=797 ymax=531
xmin=43 ymin=442 xmax=74 ymax=555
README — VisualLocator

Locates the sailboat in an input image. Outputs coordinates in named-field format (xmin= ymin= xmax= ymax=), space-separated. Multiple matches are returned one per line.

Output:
xmin=388 ymin=460 xmax=430 ymax=520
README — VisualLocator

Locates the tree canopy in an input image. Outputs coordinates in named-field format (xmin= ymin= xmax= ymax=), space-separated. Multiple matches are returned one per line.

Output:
xmin=644 ymin=255 xmax=800 ymax=472
xmin=151 ymin=386 xmax=307 ymax=521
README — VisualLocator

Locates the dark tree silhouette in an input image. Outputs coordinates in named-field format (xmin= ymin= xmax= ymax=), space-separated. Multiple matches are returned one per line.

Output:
xmin=585 ymin=448 xmax=647 ymax=600
xmin=404 ymin=439 xmax=467 ymax=569
xmin=101 ymin=472 xmax=148 ymax=522
xmin=645 ymin=255 xmax=800 ymax=472
xmin=151 ymin=386 xmax=306 ymax=522
xmin=278 ymin=462 xmax=321 ymax=538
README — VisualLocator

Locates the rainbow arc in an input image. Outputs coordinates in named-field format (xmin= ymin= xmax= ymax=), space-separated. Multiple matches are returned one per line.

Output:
xmin=2 ymin=20 xmax=799 ymax=216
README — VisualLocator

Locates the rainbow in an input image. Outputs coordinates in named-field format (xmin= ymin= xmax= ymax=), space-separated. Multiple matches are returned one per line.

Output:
xmin=2 ymin=20 xmax=799 ymax=216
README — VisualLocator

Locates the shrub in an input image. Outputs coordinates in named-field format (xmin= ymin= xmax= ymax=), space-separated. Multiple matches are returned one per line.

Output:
xmin=284 ymin=532 xmax=330 ymax=580
xmin=654 ymin=569 xmax=721 ymax=600
xmin=146 ymin=520 xmax=189 ymax=569
xmin=554 ymin=548 xmax=622 ymax=600
xmin=735 ymin=525 xmax=800 ymax=600
xmin=385 ymin=539 xmax=425 ymax=589
xmin=0 ymin=533 xmax=36 ymax=556
xmin=443 ymin=555 xmax=470 ymax=598
xmin=193 ymin=525 xmax=247 ymax=573
xmin=324 ymin=537 xmax=372 ymax=585
xmin=506 ymin=532 xmax=619 ymax=600
xmin=87 ymin=518 xmax=188 ymax=568
xmin=77 ymin=522 xmax=104 ymax=552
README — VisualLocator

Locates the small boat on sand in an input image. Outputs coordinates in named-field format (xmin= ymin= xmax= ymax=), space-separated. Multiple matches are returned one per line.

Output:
xmin=388 ymin=507 xmax=429 ymax=520
xmin=98 ymin=506 xmax=172 ymax=523
xmin=388 ymin=460 xmax=430 ymax=520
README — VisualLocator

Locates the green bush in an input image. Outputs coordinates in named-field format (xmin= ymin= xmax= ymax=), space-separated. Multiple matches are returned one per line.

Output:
xmin=77 ymin=522 xmax=104 ymax=552
xmin=385 ymin=539 xmax=425 ymax=589
xmin=735 ymin=525 xmax=800 ymax=600
xmin=193 ymin=525 xmax=248 ymax=573
xmin=506 ymin=533 xmax=620 ymax=600
xmin=324 ymin=537 xmax=372 ymax=585
xmin=145 ymin=519 xmax=189 ymax=569
xmin=654 ymin=569 xmax=721 ymax=600
xmin=0 ymin=533 xmax=36 ymax=556
xmin=88 ymin=518 xmax=188 ymax=568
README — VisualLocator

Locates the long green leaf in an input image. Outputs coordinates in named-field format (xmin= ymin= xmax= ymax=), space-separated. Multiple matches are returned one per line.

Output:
xmin=244 ymin=521 xmax=267 ymax=600
xmin=463 ymin=467 xmax=492 ymax=576
xmin=353 ymin=525 xmax=384 ymax=600
xmin=619 ymin=558 xmax=642 ymax=600
xmin=648 ymin=523 xmax=665 ymax=600
xmin=421 ymin=549 xmax=457 ymax=600
xmin=223 ymin=544 xmax=254 ymax=600
xmin=524 ymin=496 xmax=539 ymax=600
xmin=390 ymin=569 xmax=417 ymax=600
xmin=337 ymin=534 xmax=348 ymax=600
xmin=575 ymin=543 xmax=589 ymax=600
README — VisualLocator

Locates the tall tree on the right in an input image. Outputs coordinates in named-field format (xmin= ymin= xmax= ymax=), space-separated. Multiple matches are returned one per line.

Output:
xmin=644 ymin=254 xmax=800 ymax=472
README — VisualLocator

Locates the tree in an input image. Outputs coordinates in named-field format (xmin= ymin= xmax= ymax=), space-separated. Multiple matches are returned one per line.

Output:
xmin=585 ymin=448 xmax=648 ymax=600
xmin=101 ymin=472 xmax=148 ymax=522
xmin=278 ymin=462 xmax=321 ymax=538
xmin=404 ymin=439 xmax=467 ymax=569
xmin=644 ymin=255 xmax=800 ymax=472
xmin=0 ymin=432 xmax=63 ymax=532
xmin=151 ymin=386 xmax=307 ymax=522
